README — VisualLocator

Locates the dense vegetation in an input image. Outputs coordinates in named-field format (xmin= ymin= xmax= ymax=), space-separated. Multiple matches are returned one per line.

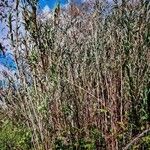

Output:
xmin=0 ymin=0 xmax=150 ymax=149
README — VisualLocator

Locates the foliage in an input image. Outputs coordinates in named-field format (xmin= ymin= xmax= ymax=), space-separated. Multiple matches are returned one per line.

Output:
xmin=0 ymin=119 xmax=32 ymax=150
xmin=0 ymin=0 xmax=150 ymax=149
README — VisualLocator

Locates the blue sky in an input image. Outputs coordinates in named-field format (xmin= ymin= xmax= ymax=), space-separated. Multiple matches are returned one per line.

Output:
xmin=39 ymin=0 xmax=85 ymax=10
xmin=39 ymin=0 xmax=69 ymax=9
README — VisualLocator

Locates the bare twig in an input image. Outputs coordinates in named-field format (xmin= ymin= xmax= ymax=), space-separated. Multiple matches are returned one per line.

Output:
xmin=123 ymin=129 xmax=150 ymax=150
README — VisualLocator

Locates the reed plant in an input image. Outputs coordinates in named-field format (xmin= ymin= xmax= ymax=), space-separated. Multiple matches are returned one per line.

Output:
xmin=0 ymin=0 xmax=150 ymax=149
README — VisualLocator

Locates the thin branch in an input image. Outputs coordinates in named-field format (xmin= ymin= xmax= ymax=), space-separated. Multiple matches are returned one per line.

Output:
xmin=123 ymin=129 xmax=150 ymax=150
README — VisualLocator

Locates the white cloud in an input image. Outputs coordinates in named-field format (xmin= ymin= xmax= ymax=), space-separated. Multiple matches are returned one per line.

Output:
xmin=41 ymin=5 xmax=53 ymax=21
xmin=43 ymin=5 xmax=50 ymax=13
xmin=62 ymin=3 xmax=70 ymax=9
